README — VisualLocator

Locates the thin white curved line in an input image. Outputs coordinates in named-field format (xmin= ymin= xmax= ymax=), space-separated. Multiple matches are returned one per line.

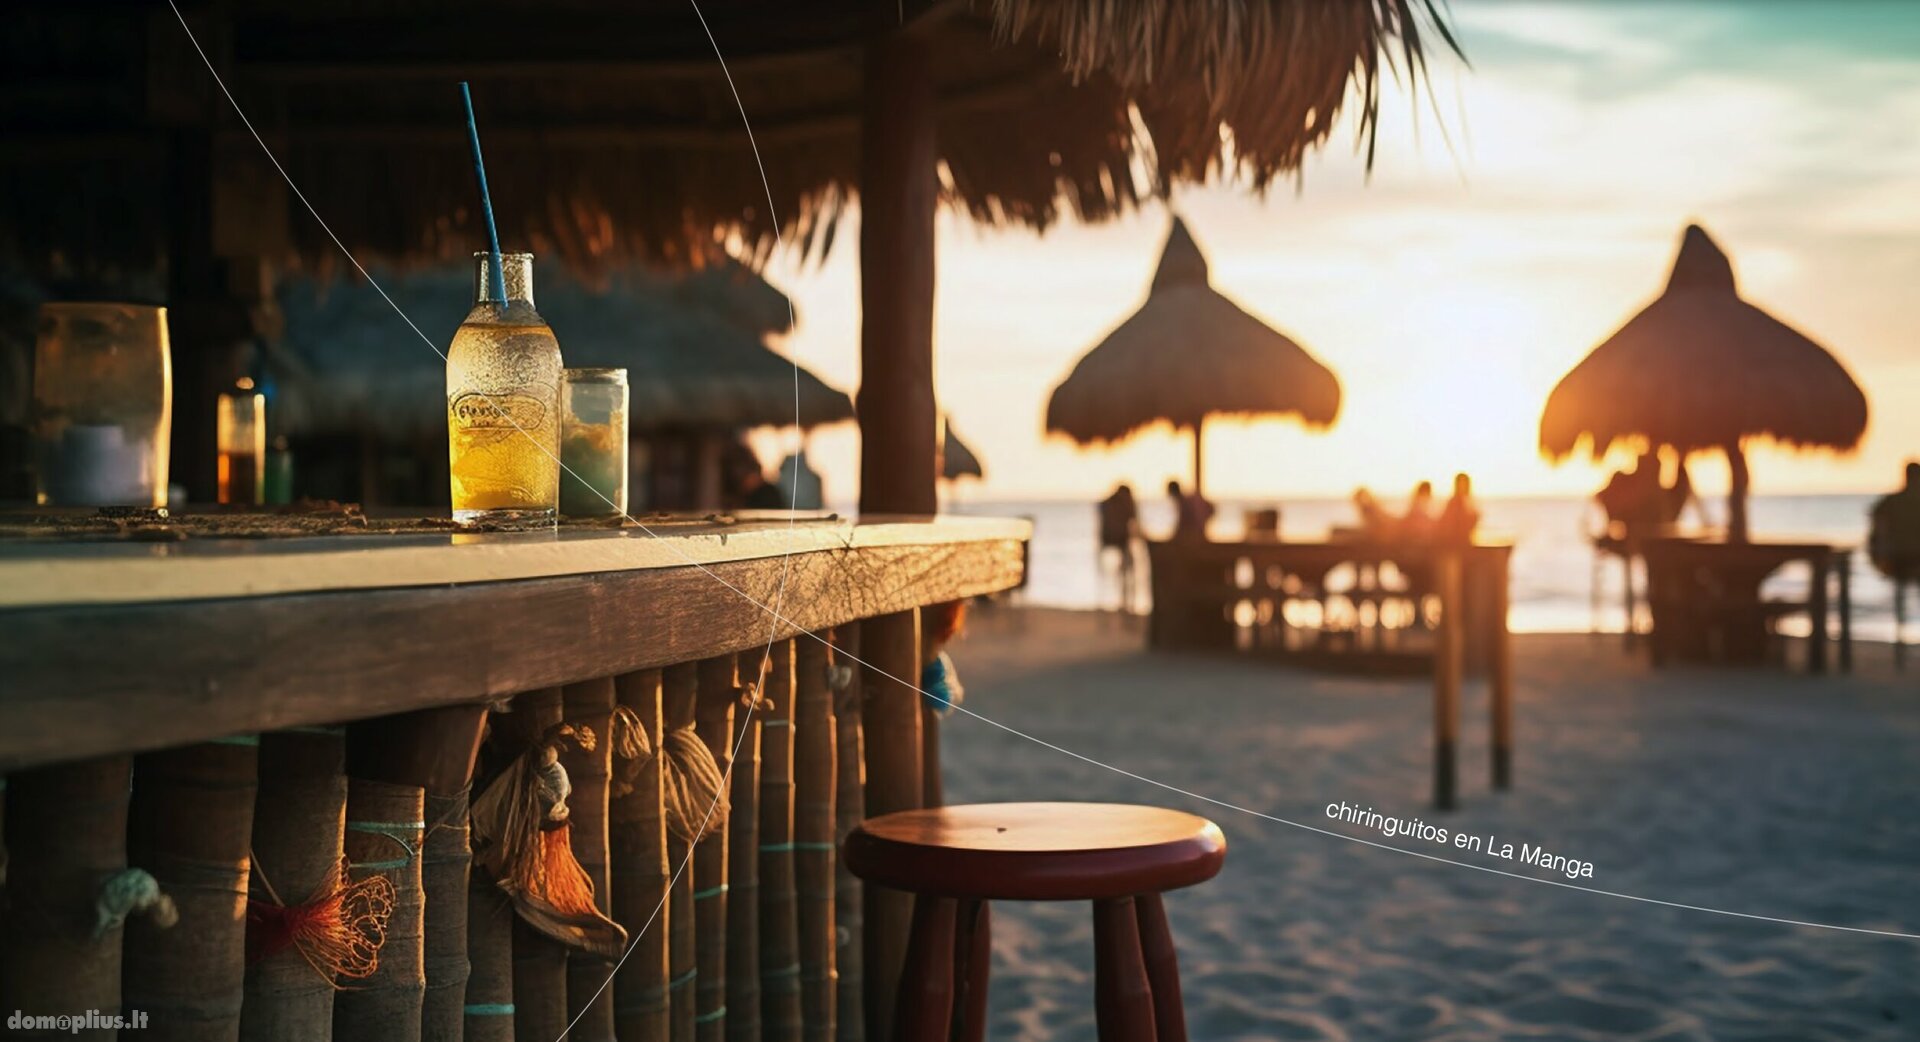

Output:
xmin=164 ymin=21 xmax=1920 ymax=1042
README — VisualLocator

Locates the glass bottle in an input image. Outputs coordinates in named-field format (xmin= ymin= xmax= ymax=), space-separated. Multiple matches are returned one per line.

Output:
xmin=32 ymin=302 xmax=172 ymax=508
xmin=560 ymin=367 xmax=629 ymax=517
xmin=446 ymin=252 xmax=563 ymax=523
xmin=216 ymin=381 xmax=266 ymax=505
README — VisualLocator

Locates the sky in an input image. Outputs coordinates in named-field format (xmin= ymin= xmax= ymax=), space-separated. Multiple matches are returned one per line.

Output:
xmin=754 ymin=0 xmax=1920 ymax=505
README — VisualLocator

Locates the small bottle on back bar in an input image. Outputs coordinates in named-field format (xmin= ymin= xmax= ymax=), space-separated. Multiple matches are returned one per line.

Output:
xmin=446 ymin=252 xmax=563 ymax=523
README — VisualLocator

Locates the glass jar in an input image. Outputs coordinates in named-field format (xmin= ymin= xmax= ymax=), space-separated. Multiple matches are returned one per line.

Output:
xmin=560 ymin=367 xmax=629 ymax=517
xmin=216 ymin=383 xmax=266 ymax=505
xmin=445 ymin=252 xmax=564 ymax=523
xmin=32 ymin=302 xmax=172 ymax=508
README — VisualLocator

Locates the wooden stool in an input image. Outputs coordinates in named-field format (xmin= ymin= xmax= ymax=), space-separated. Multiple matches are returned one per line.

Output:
xmin=845 ymin=802 xmax=1226 ymax=1042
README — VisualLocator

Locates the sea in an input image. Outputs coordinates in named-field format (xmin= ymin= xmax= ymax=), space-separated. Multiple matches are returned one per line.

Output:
xmin=940 ymin=493 xmax=1909 ymax=644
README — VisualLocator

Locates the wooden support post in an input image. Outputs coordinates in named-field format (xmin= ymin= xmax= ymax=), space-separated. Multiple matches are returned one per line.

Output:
xmin=694 ymin=655 xmax=739 ymax=1042
xmin=613 ymin=669 xmax=672 ymax=1041
xmin=344 ymin=705 xmax=487 ymax=1042
xmin=952 ymin=900 xmax=991 ymax=1042
xmin=1 ymin=757 xmax=134 ymax=1041
xmin=124 ymin=739 xmax=258 ymax=1042
xmin=563 ymin=678 xmax=619 ymax=1042
xmin=1489 ymin=549 xmax=1514 ymax=792
xmin=861 ymin=609 xmax=922 ymax=1042
xmin=726 ymin=653 xmax=764 ymax=1042
xmin=794 ymin=634 xmax=840 ymax=1042
xmin=1809 ymin=553 xmax=1830 ymax=674
xmin=508 ymin=689 xmax=569 ymax=1042
xmin=831 ymin=628 xmax=867 ymax=1042
xmin=1433 ymin=554 xmax=1463 ymax=812
xmin=664 ymin=664 xmax=702 ymax=1042
xmin=760 ymin=640 xmax=805 ymax=1042
xmin=857 ymin=25 xmax=939 ymax=517
xmin=465 ymin=860 xmax=517 ymax=1042
xmin=1837 ymin=551 xmax=1853 ymax=673
xmin=242 ymin=728 xmax=348 ymax=1042
xmin=920 ymin=704 xmax=944 ymax=810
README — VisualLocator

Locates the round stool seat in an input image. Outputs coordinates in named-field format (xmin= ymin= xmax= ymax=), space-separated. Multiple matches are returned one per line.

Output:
xmin=845 ymin=802 xmax=1226 ymax=901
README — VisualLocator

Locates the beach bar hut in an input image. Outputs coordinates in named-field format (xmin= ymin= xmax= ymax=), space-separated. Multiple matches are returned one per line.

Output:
xmin=1541 ymin=223 xmax=1867 ymax=543
xmin=3 ymin=2 xmax=1451 ymax=1038
xmin=1046 ymin=217 xmax=1343 ymax=498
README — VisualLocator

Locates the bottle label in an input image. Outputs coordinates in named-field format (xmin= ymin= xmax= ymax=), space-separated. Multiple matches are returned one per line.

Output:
xmin=450 ymin=391 xmax=550 ymax=431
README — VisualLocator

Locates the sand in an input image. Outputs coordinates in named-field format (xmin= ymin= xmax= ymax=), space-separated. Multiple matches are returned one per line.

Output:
xmin=936 ymin=607 xmax=1920 ymax=1041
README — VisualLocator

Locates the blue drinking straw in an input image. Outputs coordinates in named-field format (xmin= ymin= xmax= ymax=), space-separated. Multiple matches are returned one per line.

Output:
xmin=460 ymin=82 xmax=510 ymax=306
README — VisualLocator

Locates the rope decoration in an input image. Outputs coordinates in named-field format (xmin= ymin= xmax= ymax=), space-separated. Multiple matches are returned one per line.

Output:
xmin=246 ymin=858 xmax=396 ymax=983
xmin=608 ymin=704 xmax=654 ymax=800
xmin=94 ymin=868 xmax=178 ymax=939
xmin=471 ymin=721 xmax=627 ymax=957
xmin=659 ymin=727 xmax=727 ymax=844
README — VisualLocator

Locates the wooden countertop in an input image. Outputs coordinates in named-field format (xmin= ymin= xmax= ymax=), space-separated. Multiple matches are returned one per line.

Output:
xmin=0 ymin=512 xmax=1030 ymax=771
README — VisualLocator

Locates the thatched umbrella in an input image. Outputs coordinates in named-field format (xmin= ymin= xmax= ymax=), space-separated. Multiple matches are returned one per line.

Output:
xmin=270 ymin=263 xmax=852 ymax=442
xmin=941 ymin=423 xmax=983 ymax=482
xmin=1540 ymin=223 xmax=1867 ymax=541
xmin=4 ymin=0 xmax=1453 ymax=507
xmin=1045 ymin=217 xmax=1342 ymax=497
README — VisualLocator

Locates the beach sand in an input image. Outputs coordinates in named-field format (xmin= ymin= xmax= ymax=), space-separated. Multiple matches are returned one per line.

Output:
xmin=937 ymin=606 xmax=1920 ymax=1041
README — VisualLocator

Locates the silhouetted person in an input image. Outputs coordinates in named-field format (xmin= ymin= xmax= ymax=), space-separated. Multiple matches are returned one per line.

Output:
xmin=1438 ymin=472 xmax=1480 ymax=543
xmin=1597 ymin=449 xmax=1662 ymax=534
xmin=1099 ymin=483 xmax=1140 ymax=611
xmin=1400 ymin=480 xmax=1437 ymax=541
xmin=1871 ymin=462 xmax=1920 ymax=666
xmin=1168 ymin=479 xmax=1213 ymax=542
xmin=725 ymin=439 xmax=785 ymax=509
xmin=1352 ymin=487 xmax=1391 ymax=540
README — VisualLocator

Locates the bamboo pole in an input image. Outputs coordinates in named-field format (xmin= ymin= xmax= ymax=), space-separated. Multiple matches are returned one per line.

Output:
xmin=794 ymin=634 xmax=839 ymax=1042
xmin=333 ymin=778 xmax=426 ymax=1042
xmin=860 ymin=609 xmax=922 ymax=1042
xmin=726 ymin=652 xmax=764 ymax=1042
xmin=506 ymin=689 xmax=568 ymax=1042
xmin=694 ymin=655 xmax=739 ymax=1042
xmin=612 ymin=669 xmax=672 ymax=1041
xmin=831 ymin=627 xmax=865 ymax=1042
xmin=464 ymin=704 xmax=516 ymax=1042
xmin=343 ymin=705 xmax=487 ymax=1042
xmin=1 ymin=757 xmax=134 ymax=1041
xmin=125 ymin=738 xmax=258 ymax=1042
xmin=663 ymin=663 xmax=701 ymax=1042
xmin=242 ymin=728 xmax=348 ymax=1042
xmin=759 ymin=640 xmax=804 ymax=1042
xmin=464 ymin=866 xmax=516 ymax=1042
xmin=562 ymin=677 xmax=619 ymax=1042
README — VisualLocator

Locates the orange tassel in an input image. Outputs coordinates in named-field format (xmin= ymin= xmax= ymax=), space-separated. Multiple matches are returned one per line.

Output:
xmin=536 ymin=824 xmax=600 ymax=919
xmin=246 ymin=862 xmax=395 ymax=981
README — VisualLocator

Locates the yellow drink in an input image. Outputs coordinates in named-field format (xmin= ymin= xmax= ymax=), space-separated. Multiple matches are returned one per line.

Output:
xmin=446 ymin=253 xmax=563 ymax=522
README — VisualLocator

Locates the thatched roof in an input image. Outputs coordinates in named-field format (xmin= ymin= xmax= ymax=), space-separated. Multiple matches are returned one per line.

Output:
xmin=1540 ymin=224 xmax=1867 ymax=459
xmin=270 ymin=261 xmax=851 ymax=440
xmin=943 ymin=423 xmax=983 ymax=480
xmin=1 ymin=0 xmax=1455 ymax=281
xmin=1046 ymin=217 xmax=1342 ymax=444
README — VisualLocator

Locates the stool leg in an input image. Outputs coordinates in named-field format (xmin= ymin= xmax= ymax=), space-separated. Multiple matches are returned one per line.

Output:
xmin=952 ymin=900 xmax=991 ymax=1042
xmin=1134 ymin=894 xmax=1188 ymax=1042
xmin=1092 ymin=898 xmax=1157 ymax=1042
xmin=890 ymin=896 xmax=957 ymax=1042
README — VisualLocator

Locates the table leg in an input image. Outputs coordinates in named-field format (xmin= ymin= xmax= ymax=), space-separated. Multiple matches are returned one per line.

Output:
xmin=1134 ymin=894 xmax=1188 ymax=1042
xmin=1808 ymin=555 xmax=1830 ymax=674
xmin=1490 ymin=551 xmax=1514 ymax=792
xmin=1836 ymin=552 xmax=1852 ymax=674
xmin=1433 ymin=554 xmax=1462 ymax=812
xmin=890 ymin=896 xmax=956 ymax=1042
xmin=1092 ymin=898 xmax=1157 ymax=1042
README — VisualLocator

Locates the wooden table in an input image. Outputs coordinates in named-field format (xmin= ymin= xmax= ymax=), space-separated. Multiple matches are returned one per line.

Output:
xmin=1639 ymin=537 xmax=1853 ymax=673
xmin=1146 ymin=537 xmax=1515 ymax=809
